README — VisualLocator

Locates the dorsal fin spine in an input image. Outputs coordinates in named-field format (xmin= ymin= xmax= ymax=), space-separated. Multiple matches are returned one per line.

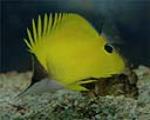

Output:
xmin=53 ymin=14 xmax=58 ymax=30
xmin=47 ymin=14 xmax=52 ymax=35
xmin=43 ymin=14 xmax=48 ymax=36
xmin=37 ymin=15 xmax=42 ymax=41
xmin=32 ymin=19 xmax=37 ymax=43
xmin=27 ymin=28 xmax=34 ymax=48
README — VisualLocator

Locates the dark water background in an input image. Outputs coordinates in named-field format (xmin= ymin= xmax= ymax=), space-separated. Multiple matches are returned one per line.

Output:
xmin=1 ymin=0 xmax=150 ymax=72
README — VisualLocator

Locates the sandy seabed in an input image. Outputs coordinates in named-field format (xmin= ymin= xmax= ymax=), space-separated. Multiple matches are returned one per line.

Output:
xmin=0 ymin=66 xmax=150 ymax=120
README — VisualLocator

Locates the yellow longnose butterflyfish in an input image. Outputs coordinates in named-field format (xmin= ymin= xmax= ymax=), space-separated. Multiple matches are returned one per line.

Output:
xmin=24 ymin=13 xmax=125 ymax=92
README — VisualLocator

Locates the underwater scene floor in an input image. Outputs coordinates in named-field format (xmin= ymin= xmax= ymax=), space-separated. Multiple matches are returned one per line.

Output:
xmin=0 ymin=65 xmax=150 ymax=120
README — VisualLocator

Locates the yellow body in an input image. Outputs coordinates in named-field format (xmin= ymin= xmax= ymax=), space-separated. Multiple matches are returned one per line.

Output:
xmin=24 ymin=13 xmax=125 ymax=91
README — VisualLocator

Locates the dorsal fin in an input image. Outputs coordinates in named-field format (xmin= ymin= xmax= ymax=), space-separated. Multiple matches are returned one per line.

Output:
xmin=24 ymin=13 xmax=63 ymax=53
xmin=24 ymin=13 xmax=100 ymax=53
xmin=25 ymin=13 xmax=75 ymax=50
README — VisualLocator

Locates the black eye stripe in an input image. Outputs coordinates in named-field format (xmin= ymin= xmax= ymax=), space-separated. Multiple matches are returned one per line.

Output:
xmin=104 ymin=43 xmax=113 ymax=53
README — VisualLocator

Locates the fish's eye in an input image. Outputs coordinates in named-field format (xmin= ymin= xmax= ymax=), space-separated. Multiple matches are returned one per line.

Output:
xmin=104 ymin=43 xmax=113 ymax=53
